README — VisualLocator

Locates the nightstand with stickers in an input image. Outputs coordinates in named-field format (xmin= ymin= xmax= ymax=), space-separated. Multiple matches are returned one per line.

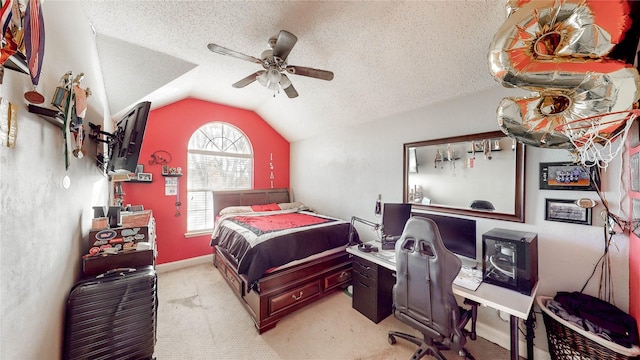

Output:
xmin=82 ymin=210 xmax=157 ymax=276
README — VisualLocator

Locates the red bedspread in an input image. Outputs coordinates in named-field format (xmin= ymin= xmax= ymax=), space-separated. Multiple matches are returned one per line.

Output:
xmin=211 ymin=210 xmax=354 ymax=288
xmin=230 ymin=213 xmax=331 ymax=233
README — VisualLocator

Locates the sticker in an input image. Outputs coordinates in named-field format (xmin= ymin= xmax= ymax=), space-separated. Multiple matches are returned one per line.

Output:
xmin=95 ymin=229 xmax=117 ymax=241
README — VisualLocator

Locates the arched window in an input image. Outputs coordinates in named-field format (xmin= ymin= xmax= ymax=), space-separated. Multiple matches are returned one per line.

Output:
xmin=187 ymin=122 xmax=253 ymax=233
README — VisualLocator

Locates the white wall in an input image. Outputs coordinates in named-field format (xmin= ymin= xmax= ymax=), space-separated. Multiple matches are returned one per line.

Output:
xmin=290 ymin=85 xmax=630 ymax=356
xmin=0 ymin=3 xmax=109 ymax=359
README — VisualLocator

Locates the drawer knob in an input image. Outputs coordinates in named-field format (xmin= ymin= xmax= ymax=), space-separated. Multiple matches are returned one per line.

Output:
xmin=291 ymin=291 xmax=304 ymax=301
xmin=339 ymin=271 xmax=349 ymax=279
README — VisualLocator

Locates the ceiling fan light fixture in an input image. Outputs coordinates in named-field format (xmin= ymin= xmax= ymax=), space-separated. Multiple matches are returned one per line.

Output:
xmin=257 ymin=70 xmax=280 ymax=96
xmin=257 ymin=71 xmax=269 ymax=87
xmin=208 ymin=30 xmax=332 ymax=98
xmin=267 ymin=68 xmax=281 ymax=84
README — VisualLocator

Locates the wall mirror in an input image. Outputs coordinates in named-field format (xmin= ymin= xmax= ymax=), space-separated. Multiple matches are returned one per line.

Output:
xmin=403 ymin=130 xmax=525 ymax=222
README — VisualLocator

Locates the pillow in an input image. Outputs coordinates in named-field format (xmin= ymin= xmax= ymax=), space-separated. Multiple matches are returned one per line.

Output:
xmin=278 ymin=202 xmax=306 ymax=210
xmin=250 ymin=203 xmax=280 ymax=212
xmin=219 ymin=206 xmax=252 ymax=216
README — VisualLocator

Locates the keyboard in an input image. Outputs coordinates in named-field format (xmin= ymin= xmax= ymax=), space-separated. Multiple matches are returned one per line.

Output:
xmin=454 ymin=266 xmax=483 ymax=291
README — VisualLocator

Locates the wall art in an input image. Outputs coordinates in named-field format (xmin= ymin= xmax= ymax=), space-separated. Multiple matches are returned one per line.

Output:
xmin=539 ymin=162 xmax=600 ymax=191
xmin=545 ymin=198 xmax=592 ymax=225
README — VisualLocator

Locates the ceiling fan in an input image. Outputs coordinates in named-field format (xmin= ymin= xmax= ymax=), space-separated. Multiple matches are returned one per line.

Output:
xmin=207 ymin=30 xmax=334 ymax=98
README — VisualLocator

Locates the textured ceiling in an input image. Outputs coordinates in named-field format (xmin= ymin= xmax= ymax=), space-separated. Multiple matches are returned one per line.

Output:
xmin=79 ymin=1 xmax=508 ymax=142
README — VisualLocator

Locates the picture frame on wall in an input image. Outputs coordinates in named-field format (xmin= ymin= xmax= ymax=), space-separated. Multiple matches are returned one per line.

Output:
xmin=539 ymin=162 xmax=600 ymax=191
xmin=137 ymin=173 xmax=152 ymax=182
xmin=632 ymin=152 xmax=640 ymax=192
xmin=633 ymin=198 xmax=640 ymax=237
xmin=630 ymin=118 xmax=640 ymax=148
xmin=545 ymin=198 xmax=592 ymax=225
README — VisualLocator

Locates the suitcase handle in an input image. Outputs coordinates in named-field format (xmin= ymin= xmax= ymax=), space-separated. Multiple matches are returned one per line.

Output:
xmin=96 ymin=267 xmax=137 ymax=278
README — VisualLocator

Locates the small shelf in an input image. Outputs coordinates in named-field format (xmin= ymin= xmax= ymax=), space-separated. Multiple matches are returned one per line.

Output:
xmin=27 ymin=104 xmax=64 ymax=129
xmin=467 ymin=149 xmax=502 ymax=153
xmin=162 ymin=174 xmax=182 ymax=177
xmin=5 ymin=53 xmax=28 ymax=74
xmin=129 ymin=179 xmax=152 ymax=183
xmin=435 ymin=157 xmax=460 ymax=162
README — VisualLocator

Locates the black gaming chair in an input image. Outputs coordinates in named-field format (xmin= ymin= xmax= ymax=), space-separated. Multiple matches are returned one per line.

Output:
xmin=388 ymin=217 xmax=478 ymax=360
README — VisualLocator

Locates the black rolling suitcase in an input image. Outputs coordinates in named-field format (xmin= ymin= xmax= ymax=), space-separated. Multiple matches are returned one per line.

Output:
xmin=63 ymin=266 xmax=157 ymax=360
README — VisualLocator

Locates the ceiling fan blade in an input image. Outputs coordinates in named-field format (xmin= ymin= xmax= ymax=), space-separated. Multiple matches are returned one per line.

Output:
xmin=207 ymin=43 xmax=262 ymax=64
xmin=272 ymin=30 xmax=297 ymax=61
xmin=283 ymin=84 xmax=299 ymax=98
xmin=280 ymin=74 xmax=299 ymax=98
xmin=232 ymin=70 xmax=264 ymax=88
xmin=286 ymin=65 xmax=334 ymax=81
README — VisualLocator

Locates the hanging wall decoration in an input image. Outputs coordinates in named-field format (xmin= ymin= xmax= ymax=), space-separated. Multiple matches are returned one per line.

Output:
xmin=632 ymin=199 xmax=640 ymax=237
xmin=149 ymin=150 xmax=172 ymax=166
xmin=0 ymin=0 xmax=19 ymax=84
xmin=0 ymin=97 xmax=17 ymax=148
xmin=22 ymin=0 xmax=45 ymax=104
xmin=488 ymin=0 xmax=640 ymax=168
xmin=545 ymin=198 xmax=592 ymax=225
xmin=71 ymin=73 xmax=90 ymax=158
xmin=269 ymin=152 xmax=275 ymax=188
xmin=539 ymin=161 xmax=600 ymax=191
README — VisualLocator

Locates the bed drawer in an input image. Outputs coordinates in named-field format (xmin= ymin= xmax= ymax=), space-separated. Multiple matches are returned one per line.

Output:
xmin=214 ymin=249 xmax=244 ymax=296
xmin=324 ymin=268 xmax=351 ymax=291
xmin=223 ymin=266 xmax=243 ymax=295
xmin=269 ymin=282 xmax=320 ymax=315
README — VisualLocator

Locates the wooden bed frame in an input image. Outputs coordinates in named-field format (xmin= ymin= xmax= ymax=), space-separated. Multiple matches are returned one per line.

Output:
xmin=211 ymin=188 xmax=353 ymax=333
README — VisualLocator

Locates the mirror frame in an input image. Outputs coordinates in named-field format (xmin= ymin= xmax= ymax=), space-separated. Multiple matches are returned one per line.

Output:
xmin=403 ymin=130 xmax=525 ymax=222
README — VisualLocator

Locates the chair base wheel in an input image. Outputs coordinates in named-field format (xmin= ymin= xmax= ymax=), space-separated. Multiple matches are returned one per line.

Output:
xmin=388 ymin=334 xmax=396 ymax=345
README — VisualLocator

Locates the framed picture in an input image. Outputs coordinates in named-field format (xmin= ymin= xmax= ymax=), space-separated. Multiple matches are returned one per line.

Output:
xmin=545 ymin=198 xmax=592 ymax=225
xmin=633 ymin=198 xmax=640 ymax=237
xmin=137 ymin=173 xmax=152 ymax=182
xmin=630 ymin=118 xmax=640 ymax=148
xmin=632 ymin=153 xmax=640 ymax=192
xmin=539 ymin=162 xmax=600 ymax=191
xmin=162 ymin=165 xmax=169 ymax=175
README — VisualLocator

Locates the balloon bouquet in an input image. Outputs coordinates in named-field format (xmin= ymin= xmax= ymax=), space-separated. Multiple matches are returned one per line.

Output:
xmin=489 ymin=0 xmax=640 ymax=168
xmin=489 ymin=0 xmax=640 ymax=302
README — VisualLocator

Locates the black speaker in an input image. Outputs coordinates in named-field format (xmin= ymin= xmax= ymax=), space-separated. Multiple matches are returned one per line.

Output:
xmin=482 ymin=228 xmax=538 ymax=295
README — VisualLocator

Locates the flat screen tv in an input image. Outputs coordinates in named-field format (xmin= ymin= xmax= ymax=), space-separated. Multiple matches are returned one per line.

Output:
xmin=106 ymin=101 xmax=151 ymax=175
xmin=414 ymin=212 xmax=477 ymax=262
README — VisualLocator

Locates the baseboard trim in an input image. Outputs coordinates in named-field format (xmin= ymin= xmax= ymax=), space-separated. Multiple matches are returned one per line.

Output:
xmin=156 ymin=254 xmax=213 ymax=274
xmin=475 ymin=322 xmax=550 ymax=360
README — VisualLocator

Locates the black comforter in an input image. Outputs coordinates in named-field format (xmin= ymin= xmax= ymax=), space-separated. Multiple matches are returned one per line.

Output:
xmin=211 ymin=210 xmax=355 ymax=286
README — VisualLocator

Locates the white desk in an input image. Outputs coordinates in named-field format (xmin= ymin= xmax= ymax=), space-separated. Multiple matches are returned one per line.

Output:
xmin=347 ymin=242 xmax=538 ymax=360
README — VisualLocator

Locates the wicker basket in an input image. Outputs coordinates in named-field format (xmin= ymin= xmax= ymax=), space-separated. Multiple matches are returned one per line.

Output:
xmin=537 ymin=296 xmax=640 ymax=360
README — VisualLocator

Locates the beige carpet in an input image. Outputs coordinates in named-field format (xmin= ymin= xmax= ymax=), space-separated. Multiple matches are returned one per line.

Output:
xmin=154 ymin=263 xmax=515 ymax=360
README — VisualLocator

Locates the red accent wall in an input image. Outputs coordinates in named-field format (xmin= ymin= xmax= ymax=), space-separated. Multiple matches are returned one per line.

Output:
xmin=121 ymin=98 xmax=290 ymax=264
xmin=629 ymin=140 xmax=640 ymax=332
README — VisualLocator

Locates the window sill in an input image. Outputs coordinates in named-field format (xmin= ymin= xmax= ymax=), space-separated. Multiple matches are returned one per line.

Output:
xmin=184 ymin=230 xmax=212 ymax=238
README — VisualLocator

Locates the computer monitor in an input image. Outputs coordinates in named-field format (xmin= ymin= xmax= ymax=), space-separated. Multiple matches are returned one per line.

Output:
xmin=381 ymin=203 xmax=412 ymax=249
xmin=414 ymin=213 xmax=477 ymax=262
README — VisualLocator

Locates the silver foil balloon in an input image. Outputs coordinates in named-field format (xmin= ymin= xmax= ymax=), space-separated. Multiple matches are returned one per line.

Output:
xmin=498 ymin=67 xmax=639 ymax=148
xmin=489 ymin=0 xmax=639 ymax=149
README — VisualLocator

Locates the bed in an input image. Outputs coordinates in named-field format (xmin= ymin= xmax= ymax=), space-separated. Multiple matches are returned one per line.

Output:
xmin=210 ymin=188 xmax=355 ymax=333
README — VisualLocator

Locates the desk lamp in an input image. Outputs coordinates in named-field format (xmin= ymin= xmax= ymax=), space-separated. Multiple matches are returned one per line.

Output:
xmin=348 ymin=216 xmax=380 ymax=247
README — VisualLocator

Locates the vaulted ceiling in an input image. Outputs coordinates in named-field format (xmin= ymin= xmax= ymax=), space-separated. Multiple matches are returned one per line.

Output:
xmin=79 ymin=1 xmax=508 ymax=142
